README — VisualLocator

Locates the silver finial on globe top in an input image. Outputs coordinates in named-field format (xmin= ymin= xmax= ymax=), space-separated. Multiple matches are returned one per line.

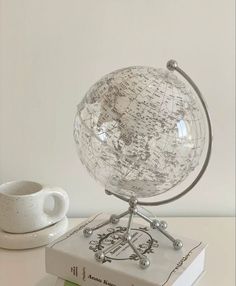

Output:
xmin=166 ymin=59 xmax=178 ymax=71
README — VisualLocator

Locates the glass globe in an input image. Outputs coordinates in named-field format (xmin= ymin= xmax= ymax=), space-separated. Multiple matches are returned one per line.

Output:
xmin=74 ymin=66 xmax=206 ymax=198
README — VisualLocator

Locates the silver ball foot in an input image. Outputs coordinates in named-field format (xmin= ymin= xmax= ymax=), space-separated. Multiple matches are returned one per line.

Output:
xmin=95 ymin=250 xmax=105 ymax=262
xmin=159 ymin=220 xmax=168 ymax=230
xmin=83 ymin=227 xmax=93 ymax=238
xmin=173 ymin=239 xmax=183 ymax=250
xmin=150 ymin=219 xmax=159 ymax=229
xmin=110 ymin=214 xmax=119 ymax=224
xmin=139 ymin=256 xmax=150 ymax=269
xmin=123 ymin=233 xmax=132 ymax=242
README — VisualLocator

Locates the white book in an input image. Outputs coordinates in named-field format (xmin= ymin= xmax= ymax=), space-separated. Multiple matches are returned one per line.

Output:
xmin=54 ymin=273 xmax=205 ymax=286
xmin=46 ymin=213 xmax=206 ymax=286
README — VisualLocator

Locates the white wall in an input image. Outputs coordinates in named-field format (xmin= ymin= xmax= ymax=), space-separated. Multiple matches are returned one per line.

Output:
xmin=0 ymin=0 xmax=235 ymax=217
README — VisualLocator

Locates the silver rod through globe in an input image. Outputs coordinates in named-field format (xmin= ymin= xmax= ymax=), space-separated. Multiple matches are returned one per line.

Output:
xmin=107 ymin=60 xmax=213 ymax=206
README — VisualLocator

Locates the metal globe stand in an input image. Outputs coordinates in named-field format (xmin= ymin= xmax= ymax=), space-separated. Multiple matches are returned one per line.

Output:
xmin=84 ymin=193 xmax=183 ymax=269
xmin=83 ymin=60 xmax=213 ymax=269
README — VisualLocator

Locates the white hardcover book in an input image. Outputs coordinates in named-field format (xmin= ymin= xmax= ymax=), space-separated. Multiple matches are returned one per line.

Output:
xmin=46 ymin=213 xmax=206 ymax=286
xmin=55 ymin=273 xmax=205 ymax=286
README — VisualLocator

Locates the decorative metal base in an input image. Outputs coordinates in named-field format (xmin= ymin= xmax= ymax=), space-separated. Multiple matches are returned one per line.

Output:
xmin=83 ymin=194 xmax=183 ymax=269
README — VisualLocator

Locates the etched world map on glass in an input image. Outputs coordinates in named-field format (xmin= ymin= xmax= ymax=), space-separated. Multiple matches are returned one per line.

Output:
xmin=74 ymin=67 xmax=206 ymax=198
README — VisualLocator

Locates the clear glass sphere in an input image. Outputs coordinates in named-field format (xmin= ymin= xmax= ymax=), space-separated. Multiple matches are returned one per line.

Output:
xmin=74 ymin=66 xmax=206 ymax=198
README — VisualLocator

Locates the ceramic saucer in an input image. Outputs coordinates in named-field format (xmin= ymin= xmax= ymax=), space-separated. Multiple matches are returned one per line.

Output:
xmin=0 ymin=217 xmax=68 ymax=250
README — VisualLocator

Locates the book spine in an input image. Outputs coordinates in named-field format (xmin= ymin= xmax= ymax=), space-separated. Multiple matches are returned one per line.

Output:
xmin=46 ymin=247 xmax=155 ymax=286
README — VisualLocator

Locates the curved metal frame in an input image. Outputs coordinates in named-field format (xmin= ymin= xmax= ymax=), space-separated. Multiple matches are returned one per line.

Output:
xmin=107 ymin=60 xmax=213 ymax=206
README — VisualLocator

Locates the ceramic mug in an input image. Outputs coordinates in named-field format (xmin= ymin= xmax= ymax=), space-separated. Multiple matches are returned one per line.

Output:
xmin=0 ymin=181 xmax=69 ymax=233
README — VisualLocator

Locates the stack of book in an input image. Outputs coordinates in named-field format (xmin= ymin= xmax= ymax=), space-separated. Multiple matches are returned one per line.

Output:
xmin=45 ymin=213 xmax=206 ymax=286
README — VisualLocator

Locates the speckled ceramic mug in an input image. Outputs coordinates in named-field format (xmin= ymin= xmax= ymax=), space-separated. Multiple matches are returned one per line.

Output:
xmin=0 ymin=181 xmax=69 ymax=233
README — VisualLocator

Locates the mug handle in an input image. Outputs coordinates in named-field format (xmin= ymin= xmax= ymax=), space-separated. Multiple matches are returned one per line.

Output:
xmin=43 ymin=187 xmax=69 ymax=225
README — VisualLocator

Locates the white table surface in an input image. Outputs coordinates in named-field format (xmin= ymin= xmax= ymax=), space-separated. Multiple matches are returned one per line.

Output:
xmin=0 ymin=217 xmax=235 ymax=286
